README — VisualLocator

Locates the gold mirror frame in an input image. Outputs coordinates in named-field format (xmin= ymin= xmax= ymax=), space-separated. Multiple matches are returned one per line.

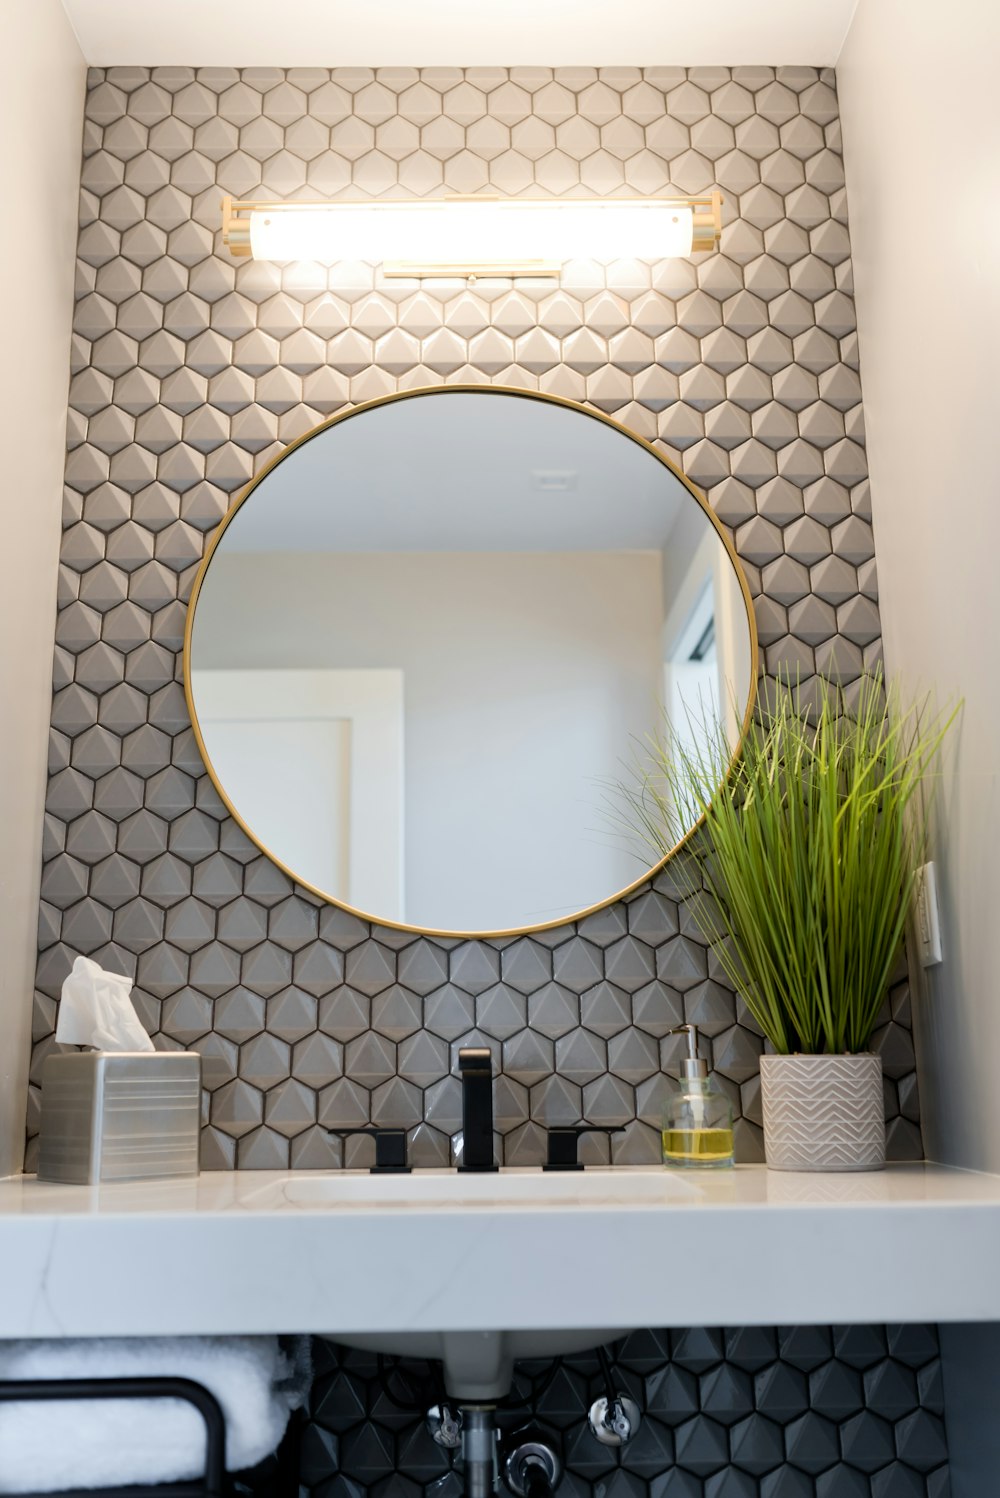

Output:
xmin=183 ymin=385 xmax=760 ymax=941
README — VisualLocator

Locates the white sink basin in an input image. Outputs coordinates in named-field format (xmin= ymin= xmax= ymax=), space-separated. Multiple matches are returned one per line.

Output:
xmin=243 ymin=1167 xmax=699 ymax=1399
xmin=244 ymin=1165 xmax=698 ymax=1212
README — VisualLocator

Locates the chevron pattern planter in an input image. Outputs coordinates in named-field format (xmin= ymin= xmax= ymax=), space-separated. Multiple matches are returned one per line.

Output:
xmin=760 ymin=1053 xmax=886 ymax=1172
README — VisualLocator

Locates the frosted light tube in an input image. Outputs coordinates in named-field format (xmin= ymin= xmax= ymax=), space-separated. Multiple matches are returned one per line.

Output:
xmin=247 ymin=200 xmax=696 ymax=267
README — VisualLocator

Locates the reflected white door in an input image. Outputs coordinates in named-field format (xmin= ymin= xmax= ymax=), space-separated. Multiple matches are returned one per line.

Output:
xmin=190 ymin=668 xmax=404 ymax=919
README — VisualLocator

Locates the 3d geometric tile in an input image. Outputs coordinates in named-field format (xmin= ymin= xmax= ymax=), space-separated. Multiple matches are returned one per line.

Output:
xmin=88 ymin=852 xmax=142 ymax=910
xmin=527 ymin=1069 xmax=581 ymax=1126
xmin=783 ymin=1411 xmax=841 ymax=1473
xmin=391 ymin=1029 xmax=447 ymax=1088
xmin=516 ymin=986 xmax=575 ymax=1047
xmin=419 ymin=984 xmax=474 ymax=1042
xmin=35 ymin=62 xmax=924 ymax=1265
xmin=164 ymin=896 xmax=216 ymax=952
xmin=135 ymin=941 xmax=188 ymax=998
xmin=632 ymin=981 xmax=685 ymax=1037
xmin=61 ymin=897 xmax=114 ymax=952
xmin=109 ymin=894 xmax=164 ymax=953
xmin=370 ymin=1074 xmax=424 ymax=1127
xmin=385 ymin=939 xmax=445 ymax=997
xmin=241 ymin=941 xmax=293 ymax=996
xmin=838 ymin=1410 xmax=896 ymax=1474
xmin=285 ymin=941 xmax=343 ymax=999
xmin=213 ymin=895 xmax=267 ymax=951
xmin=553 ymin=1027 xmax=608 ymax=1084
xmin=369 ymin=985 xmax=422 ymax=1042
xmin=238 ymin=1030 xmax=290 ymax=1090
xmin=313 ymin=990 xmax=368 ymax=1052
xmin=191 ymin=851 xmax=243 ymax=906
xmin=263 ymin=1078 xmax=316 ymax=1137
xmin=779 ymin=1326 xmax=835 ymax=1372
xmin=159 ymin=985 xmax=213 ymax=1044
xmin=674 ymin=1414 xmax=730 ymax=1476
xmin=581 ymin=1071 xmax=634 ymax=1124
xmin=442 ymin=941 xmax=497 ymax=995
xmin=213 ymin=985 xmax=266 ymax=1041
xmin=211 ymin=1078 xmax=263 ymax=1136
xmin=884 ymin=1326 xmax=938 ymax=1371
xmin=499 ymin=938 xmax=552 ymax=994
xmin=608 ymin=1026 xmax=660 ymax=1083
xmin=475 ymin=984 xmax=528 ymax=1041
xmin=343 ymin=1030 xmax=396 ymax=1088
xmin=809 ymin=1359 xmax=864 ymax=1420
xmin=188 ymin=940 xmax=241 ymax=996
xmin=863 ymin=1359 xmax=919 ymax=1420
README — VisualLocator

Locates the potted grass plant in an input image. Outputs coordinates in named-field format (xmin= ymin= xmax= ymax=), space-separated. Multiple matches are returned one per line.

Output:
xmin=616 ymin=670 xmax=955 ymax=1171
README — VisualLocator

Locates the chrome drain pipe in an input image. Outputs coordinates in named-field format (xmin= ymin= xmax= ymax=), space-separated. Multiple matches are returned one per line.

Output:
xmin=460 ymin=1405 xmax=498 ymax=1498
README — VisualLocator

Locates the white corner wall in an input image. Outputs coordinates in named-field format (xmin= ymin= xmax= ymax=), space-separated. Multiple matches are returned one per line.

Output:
xmin=0 ymin=1 xmax=85 ymax=1175
xmin=838 ymin=0 xmax=1000 ymax=1173
xmin=838 ymin=6 xmax=1000 ymax=1489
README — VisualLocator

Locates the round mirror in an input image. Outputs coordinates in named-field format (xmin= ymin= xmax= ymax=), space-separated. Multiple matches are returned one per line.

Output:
xmin=185 ymin=388 xmax=756 ymax=937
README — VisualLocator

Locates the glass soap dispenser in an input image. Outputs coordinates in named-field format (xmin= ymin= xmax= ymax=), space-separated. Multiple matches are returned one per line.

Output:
xmin=662 ymin=1024 xmax=734 ymax=1168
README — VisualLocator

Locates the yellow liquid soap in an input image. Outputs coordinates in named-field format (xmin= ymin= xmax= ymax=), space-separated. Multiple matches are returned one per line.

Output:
xmin=662 ymin=1128 xmax=734 ymax=1165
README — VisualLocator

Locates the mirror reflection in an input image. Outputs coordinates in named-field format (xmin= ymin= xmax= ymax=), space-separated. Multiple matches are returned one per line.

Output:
xmin=186 ymin=389 xmax=755 ymax=935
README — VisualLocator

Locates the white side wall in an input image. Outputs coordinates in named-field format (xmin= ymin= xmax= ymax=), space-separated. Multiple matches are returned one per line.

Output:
xmin=0 ymin=2 xmax=85 ymax=1175
xmin=838 ymin=3 xmax=1000 ymax=1487
xmin=838 ymin=0 xmax=1000 ymax=1175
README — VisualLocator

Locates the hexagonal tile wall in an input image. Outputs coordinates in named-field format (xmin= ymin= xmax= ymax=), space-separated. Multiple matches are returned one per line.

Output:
xmin=32 ymin=64 xmax=922 ymax=1177
xmin=292 ymin=1324 xmax=948 ymax=1498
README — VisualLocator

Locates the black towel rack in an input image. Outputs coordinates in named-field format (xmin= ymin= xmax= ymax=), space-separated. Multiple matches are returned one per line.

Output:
xmin=0 ymin=1375 xmax=226 ymax=1497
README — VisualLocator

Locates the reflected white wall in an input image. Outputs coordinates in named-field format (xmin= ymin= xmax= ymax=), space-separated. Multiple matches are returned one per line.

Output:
xmin=195 ymin=550 xmax=663 ymax=930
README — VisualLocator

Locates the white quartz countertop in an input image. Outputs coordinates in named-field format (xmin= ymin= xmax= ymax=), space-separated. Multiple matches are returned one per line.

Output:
xmin=2 ymin=1164 xmax=999 ymax=1339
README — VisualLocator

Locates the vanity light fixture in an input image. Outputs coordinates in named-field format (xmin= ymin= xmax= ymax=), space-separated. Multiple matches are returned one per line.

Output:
xmin=220 ymin=192 xmax=723 ymax=278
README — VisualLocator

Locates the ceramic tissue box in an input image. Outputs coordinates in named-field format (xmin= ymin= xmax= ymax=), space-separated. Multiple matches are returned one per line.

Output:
xmin=37 ymin=1051 xmax=202 ymax=1185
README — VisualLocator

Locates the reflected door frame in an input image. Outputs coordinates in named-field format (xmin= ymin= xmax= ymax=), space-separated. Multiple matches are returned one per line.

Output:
xmin=189 ymin=668 xmax=404 ymax=919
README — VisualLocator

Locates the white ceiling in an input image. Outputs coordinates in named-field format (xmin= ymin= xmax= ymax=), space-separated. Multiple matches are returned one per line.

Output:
xmin=59 ymin=0 xmax=859 ymax=67
xmin=221 ymin=391 xmax=689 ymax=553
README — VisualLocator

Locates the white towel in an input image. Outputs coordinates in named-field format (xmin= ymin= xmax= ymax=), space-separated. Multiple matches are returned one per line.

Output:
xmin=0 ymin=1335 xmax=310 ymax=1494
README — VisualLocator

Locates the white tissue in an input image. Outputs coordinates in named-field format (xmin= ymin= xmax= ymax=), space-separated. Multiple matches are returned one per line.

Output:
xmin=55 ymin=955 xmax=154 ymax=1052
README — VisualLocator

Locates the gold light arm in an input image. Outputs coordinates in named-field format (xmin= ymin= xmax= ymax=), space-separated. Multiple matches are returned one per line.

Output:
xmin=221 ymin=194 xmax=254 ymax=257
xmin=691 ymin=188 xmax=724 ymax=253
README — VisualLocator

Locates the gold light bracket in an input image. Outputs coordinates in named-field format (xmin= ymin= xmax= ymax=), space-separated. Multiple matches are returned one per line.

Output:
xmin=220 ymin=191 xmax=723 ymax=276
xmin=690 ymin=190 xmax=724 ymax=254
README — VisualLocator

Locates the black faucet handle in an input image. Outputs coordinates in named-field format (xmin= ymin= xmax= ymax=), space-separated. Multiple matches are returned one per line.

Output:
xmin=328 ymin=1127 xmax=411 ymax=1173
xmin=544 ymin=1125 xmax=627 ymax=1172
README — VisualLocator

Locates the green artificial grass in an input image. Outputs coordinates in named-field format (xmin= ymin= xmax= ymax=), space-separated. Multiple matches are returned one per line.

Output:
xmin=615 ymin=671 xmax=956 ymax=1055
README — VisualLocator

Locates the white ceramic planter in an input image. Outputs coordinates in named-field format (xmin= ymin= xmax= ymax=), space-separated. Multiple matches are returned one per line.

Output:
xmin=759 ymin=1053 xmax=886 ymax=1172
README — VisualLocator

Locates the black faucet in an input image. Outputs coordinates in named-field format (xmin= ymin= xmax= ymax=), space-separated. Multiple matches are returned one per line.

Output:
xmin=457 ymin=1046 xmax=497 ymax=1172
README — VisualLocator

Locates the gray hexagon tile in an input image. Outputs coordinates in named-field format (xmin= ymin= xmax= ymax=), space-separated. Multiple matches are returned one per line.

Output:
xmin=527 ymin=981 xmax=579 ymax=1038
xmin=28 ymin=64 xmax=915 ymax=1187
xmin=370 ymin=985 xmax=422 ymax=1041
xmin=554 ymin=1027 xmax=607 ymax=1085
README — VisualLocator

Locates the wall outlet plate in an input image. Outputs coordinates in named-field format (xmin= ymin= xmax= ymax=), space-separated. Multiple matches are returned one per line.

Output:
xmin=915 ymin=861 xmax=943 ymax=967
